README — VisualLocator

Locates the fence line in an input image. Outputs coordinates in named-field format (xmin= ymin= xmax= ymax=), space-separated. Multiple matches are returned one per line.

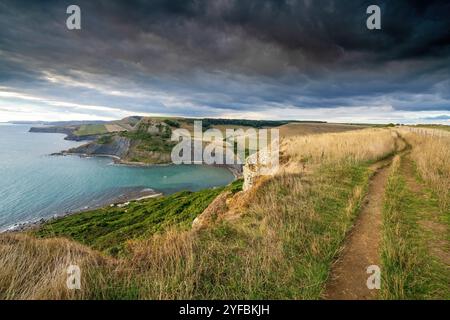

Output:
xmin=402 ymin=126 xmax=450 ymax=139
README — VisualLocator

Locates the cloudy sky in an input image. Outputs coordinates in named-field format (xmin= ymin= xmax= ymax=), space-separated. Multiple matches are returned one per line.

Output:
xmin=0 ymin=0 xmax=449 ymax=123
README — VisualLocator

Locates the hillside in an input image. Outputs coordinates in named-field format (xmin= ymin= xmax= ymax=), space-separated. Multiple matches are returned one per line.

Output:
xmin=278 ymin=122 xmax=367 ymax=138
xmin=34 ymin=180 xmax=243 ymax=257
xmin=3 ymin=125 xmax=448 ymax=299
xmin=30 ymin=117 xmax=369 ymax=165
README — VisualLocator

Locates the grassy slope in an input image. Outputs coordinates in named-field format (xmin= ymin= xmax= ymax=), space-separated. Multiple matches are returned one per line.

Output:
xmin=188 ymin=162 xmax=373 ymax=299
xmin=119 ymin=121 xmax=175 ymax=163
xmin=29 ymin=128 xmax=397 ymax=299
xmin=381 ymin=155 xmax=450 ymax=299
xmin=82 ymin=162 xmax=375 ymax=299
xmin=32 ymin=162 xmax=373 ymax=299
xmin=7 ymin=128 xmax=449 ymax=300
xmin=74 ymin=124 xmax=108 ymax=136
xmin=35 ymin=180 xmax=243 ymax=256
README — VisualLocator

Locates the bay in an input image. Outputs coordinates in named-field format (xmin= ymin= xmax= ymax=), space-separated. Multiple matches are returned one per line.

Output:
xmin=0 ymin=124 xmax=234 ymax=230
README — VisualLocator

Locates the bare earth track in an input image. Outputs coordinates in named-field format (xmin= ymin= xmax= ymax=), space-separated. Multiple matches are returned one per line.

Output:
xmin=323 ymin=131 xmax=449 ymax=300
xmin=323 ymin=161 xmax=391 ymax=299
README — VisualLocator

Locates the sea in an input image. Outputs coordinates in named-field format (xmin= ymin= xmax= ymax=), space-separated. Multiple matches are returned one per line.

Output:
xmin=0 ymin=123 xmax=234 ymax=231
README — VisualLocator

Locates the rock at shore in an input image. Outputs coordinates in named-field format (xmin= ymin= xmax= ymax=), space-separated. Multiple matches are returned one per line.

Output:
xmin=68 ymin=136 xmax=131 ymax=158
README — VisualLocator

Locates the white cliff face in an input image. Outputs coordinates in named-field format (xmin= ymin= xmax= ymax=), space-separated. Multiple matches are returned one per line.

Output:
xmin=243 ymin=163 xmax=258 ymax=191
xmin=243 ymin=145 xmax=279 ymax=191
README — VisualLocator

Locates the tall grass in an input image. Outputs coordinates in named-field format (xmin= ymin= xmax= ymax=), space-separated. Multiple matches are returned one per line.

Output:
xmin=1 ymin=128 xmax=399 ymax=299
xmin=381 ymin=154 xmax=449 ymax=299
xmin=104 ymin=163 xmax=372 ymax=299
xmin=381 ymin=155 xmax=419 ymax=299
xmin=281 ymin=128 xmax=397 ymax=169
xmin=35 ymin=187 xmax=227 ymax=256
xmin=399 ymin=128 xmax=450 ymax=212
xmin=105 ymin=128 xmax=398 ymax=299
xmin=0 ymin=233 xmax=110 ymax=299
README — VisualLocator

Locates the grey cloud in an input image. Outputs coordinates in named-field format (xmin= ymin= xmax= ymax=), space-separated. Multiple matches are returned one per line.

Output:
xmin=0 ymin=0 xmax=449 ymax=121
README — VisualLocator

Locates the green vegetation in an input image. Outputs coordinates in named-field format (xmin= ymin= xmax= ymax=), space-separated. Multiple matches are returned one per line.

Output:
xmin=34 ymin=162 xmax=372 ymax=299
xmin=74 ymin=124 xmax=108 ymax=136
xmin=149 ymin=162 xmax=369 ymax=299
xmin=96 ymin=135 xmax=113 ymax=145
xmin=187 ymin=118 xmax=290 ymax=130
xmin=10 ymin=126 xmax=450 ymax=300
xmin=183 ymin=162 xmax=373 ymax=299
xmin=13 ymin=127 xmax=441 ymax=299
xmin=29 ymin=128 xmax=395 ymax=299
xmin=35 ymin=180 xmax=243 ymax=257
xmin=120 ymin=122 xmax=174 ymax=157
xmin=163 ymin=119 xmax=181 ymax=128
xmin=125 ymin=131 xmax=174 ymax=153
xmin=381 ymin=155 xmax=450 ymax=299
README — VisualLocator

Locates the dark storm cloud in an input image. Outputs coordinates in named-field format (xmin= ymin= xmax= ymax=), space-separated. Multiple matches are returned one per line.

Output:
xmin=0 ymin=0 xmax=449 ymax=121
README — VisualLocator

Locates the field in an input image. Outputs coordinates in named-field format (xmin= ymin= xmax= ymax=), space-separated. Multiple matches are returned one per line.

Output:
xmin=105 ymin=124 xmax=128 ymax=133
xmin=74 ymin=124 xmax=108 ymax=136
xmin=415 ymin=124 xmax=450 ymax=132
xmin=1 ymin=125 xmax=448 ymax=299
xmin=379 ymin=128 xmax=450 ymax=299
xmin=278 ymin=122 xmax=367 ymax=138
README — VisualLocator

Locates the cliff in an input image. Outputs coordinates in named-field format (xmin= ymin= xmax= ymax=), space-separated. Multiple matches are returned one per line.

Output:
xmin=29 ymin=126 xmax=98 ymax=141
xmin=242 ymin=146 xmax=279 ymax=191
xmin=66 ymin=135 xmax=131 ymax=158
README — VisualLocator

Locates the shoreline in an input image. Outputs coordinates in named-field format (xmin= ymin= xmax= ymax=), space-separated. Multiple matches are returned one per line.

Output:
xmin=1 ymin=129 xmax=241 ymax=233
xmin=41 ymin=127 xmax=243 ymax=178
xmin=56 ymin=151 xmax=243 ymax=178
xmin=2 ymin=188 xmax=163 ymax=233
xmin=3 ymin=154 xmax=240 ymax=234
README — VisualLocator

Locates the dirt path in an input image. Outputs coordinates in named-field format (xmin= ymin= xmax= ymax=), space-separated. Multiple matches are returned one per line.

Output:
xmin=323 ymin=132 xmax=449 ymax=299
xmin=401 ymin=154 xmax=450 ymax=267
xmin=323 ymin=162 xmax=391 ymax=300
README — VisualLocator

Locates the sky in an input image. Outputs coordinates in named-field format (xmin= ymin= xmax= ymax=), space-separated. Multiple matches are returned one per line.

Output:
xmin=0 ymin=0 xmax=449 ymax=124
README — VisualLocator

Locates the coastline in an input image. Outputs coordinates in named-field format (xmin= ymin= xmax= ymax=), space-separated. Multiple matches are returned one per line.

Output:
xmin=55 ymin=151 xmax=243 ymax=178
xmin=3 ymin=153 xmax=239 ymax=234
xmin=0 ymin=129 xmax=242 ymax=233
xmin=40 ymin=127 xmax=243 ymax=178
xmin=3 ymin=188 xmax=163 ymax=233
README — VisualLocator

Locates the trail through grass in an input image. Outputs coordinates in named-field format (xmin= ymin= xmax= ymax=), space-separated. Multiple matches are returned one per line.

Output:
xmin=381 ymin=154 xmax=450 ymax=299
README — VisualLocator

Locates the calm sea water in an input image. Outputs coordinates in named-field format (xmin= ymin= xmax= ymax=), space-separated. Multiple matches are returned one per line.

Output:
xmin=0 ymin=124 xmax=234 ymax=231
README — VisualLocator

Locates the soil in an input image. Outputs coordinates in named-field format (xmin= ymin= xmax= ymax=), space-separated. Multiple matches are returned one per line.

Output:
xmin=323 ymin=162 xmax=391 ymax=300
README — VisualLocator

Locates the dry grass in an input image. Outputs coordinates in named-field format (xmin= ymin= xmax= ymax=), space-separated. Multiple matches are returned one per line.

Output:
xmin=110 ymin=166 xmax=371 ymax=299
xmin=0 ymin=233 xmax=110 ymax=299
xmin=104 ymin=128 xmax=398 ymax=299
xmin=398 ymin=128 xmax=450 ymax=211
xmin=381 ymin=152 xmax=450 ymax=299
xmin=278 ymin=122 xmax=366 ymax=138
xmin=1 ymin=128 xmax=401 ymax=299
xmin=123 ymin=230 xmax=199 ymax=299
xmin=281 ymin=128 xmax=397 ymax=172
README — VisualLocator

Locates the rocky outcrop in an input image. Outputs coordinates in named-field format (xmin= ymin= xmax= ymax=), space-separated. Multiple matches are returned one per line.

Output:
xmin=67 ymin=136 xmax=130 ymax=158
xmin=147 ymin=121 xmax=169 ymax=134
xmin=243 ymin=147 xmax=279 ymax=191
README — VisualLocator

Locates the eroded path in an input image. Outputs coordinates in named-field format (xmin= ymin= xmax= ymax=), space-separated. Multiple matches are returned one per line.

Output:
xmin=323 ymin=162 xmax=390 ymax=300
xmin=401 ymin=155 xmax=450 ymax=268
xmin=324 ymin=133 xmax=449 ymax=299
